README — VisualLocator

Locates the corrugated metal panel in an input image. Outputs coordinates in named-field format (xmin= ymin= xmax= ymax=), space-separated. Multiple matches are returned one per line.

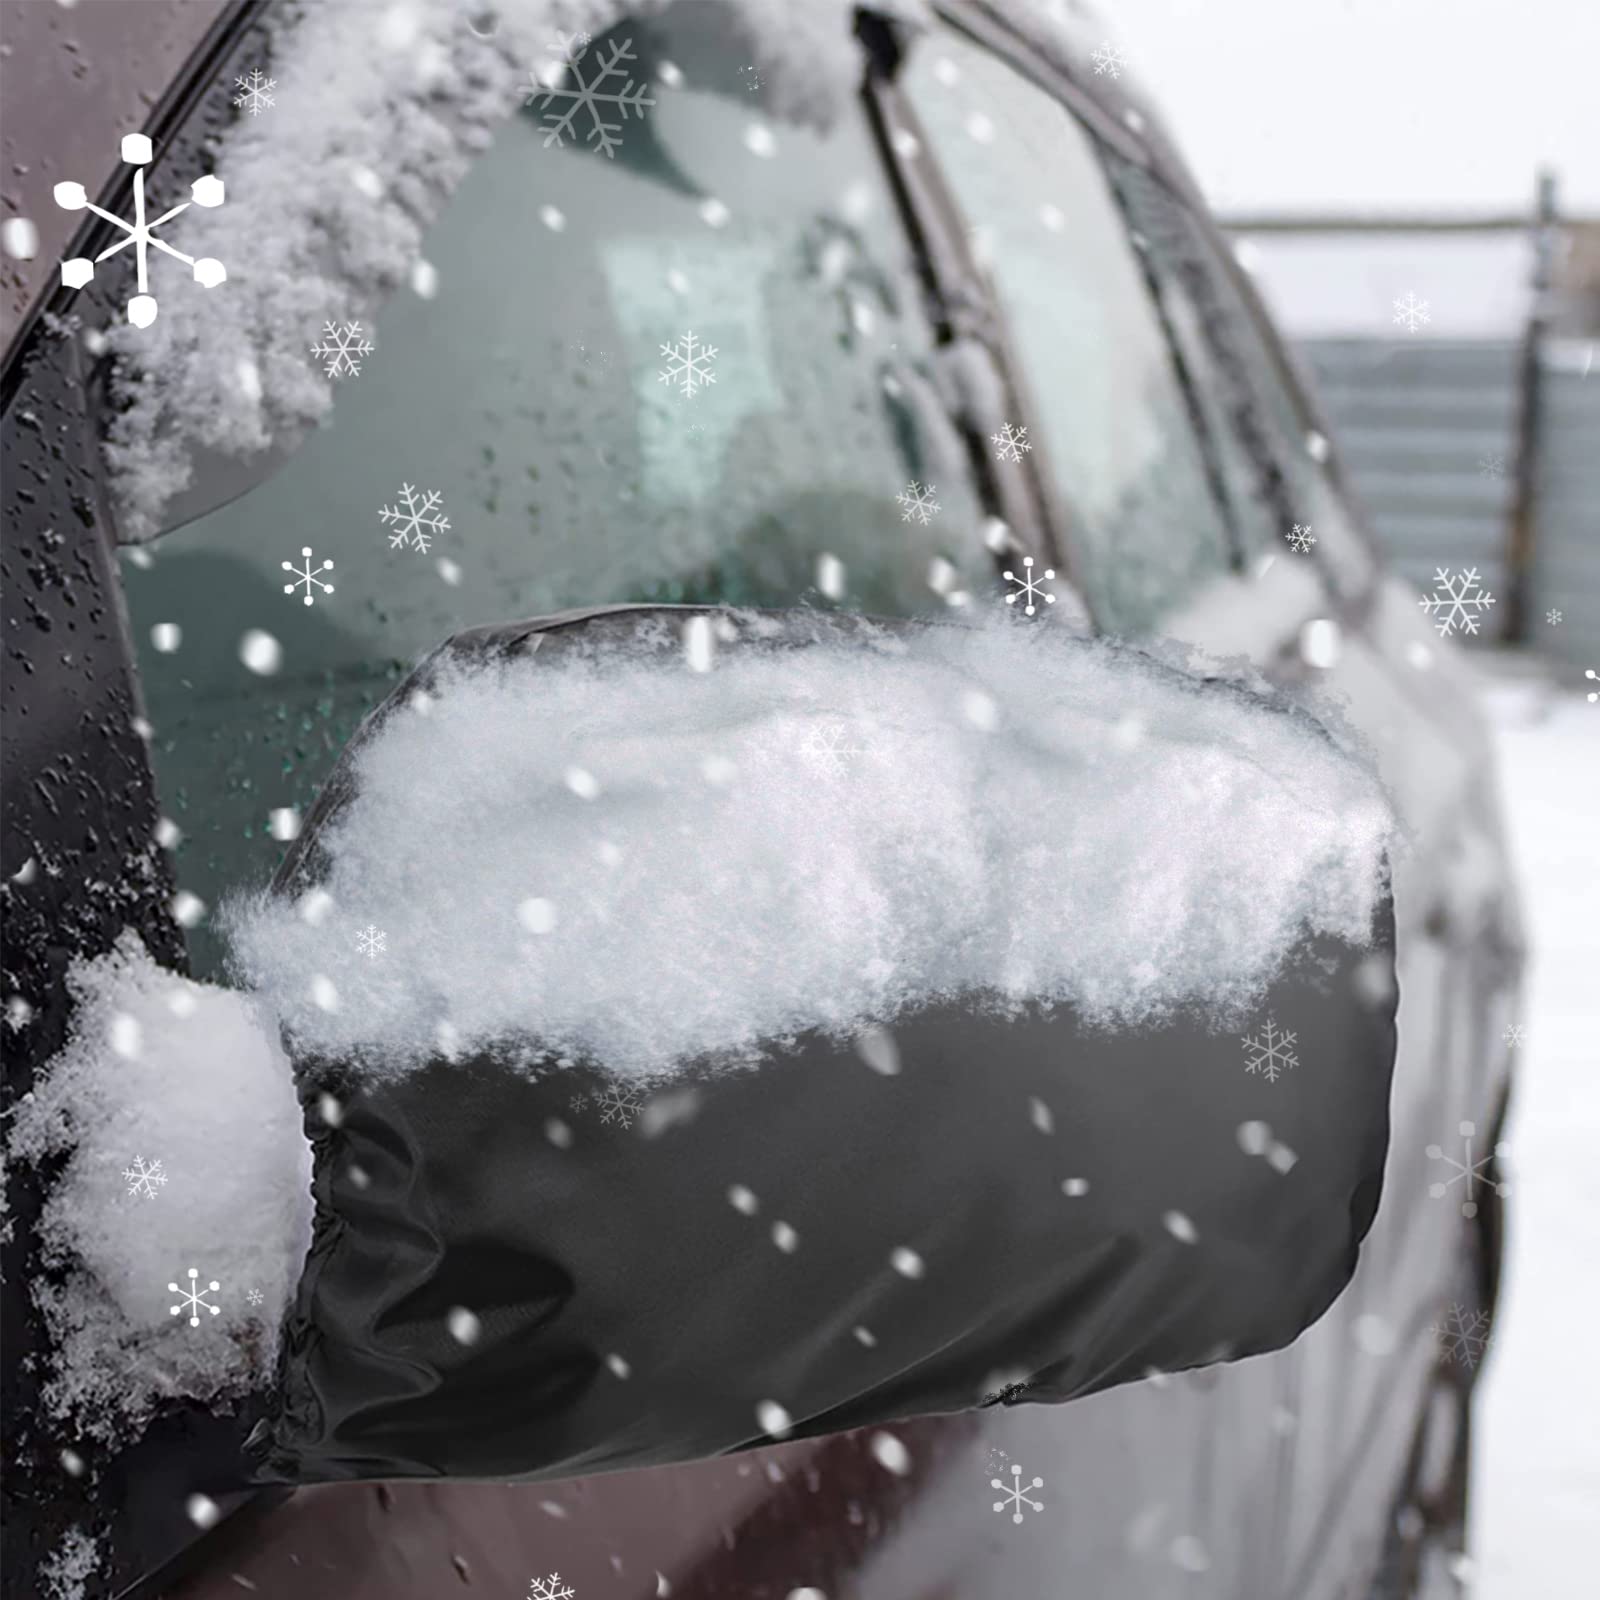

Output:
xmin=1297 ymin=337 xmax=1597 ymax=665
xmin=1530 ymin=357 xmax=1600 ymax=665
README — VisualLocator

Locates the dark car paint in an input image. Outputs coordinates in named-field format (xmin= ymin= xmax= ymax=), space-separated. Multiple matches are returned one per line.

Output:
xmin=0 ymin=4 xmax=1512 ymax=1598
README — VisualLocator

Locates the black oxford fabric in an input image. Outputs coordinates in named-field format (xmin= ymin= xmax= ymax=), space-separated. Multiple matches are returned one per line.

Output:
xmin=251 ymin=608 xmax=1397 ymax=1485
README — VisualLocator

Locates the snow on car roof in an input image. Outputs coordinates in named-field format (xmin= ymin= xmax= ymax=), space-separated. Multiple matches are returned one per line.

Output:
xmin=95 ymin=0 xmax=928 ymax=540
xmin=228 ymin=615 xmax=1395 ymax=1081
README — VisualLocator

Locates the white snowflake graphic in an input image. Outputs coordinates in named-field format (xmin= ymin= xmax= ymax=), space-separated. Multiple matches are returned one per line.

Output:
xmin=1546 ymin=609 xmax=1562 ymax=626
xmin=310 ymin=320 xmax=372 ymax=379
xmin=355 ymin=924 xmax=387 ymax=961
xmin=1091 ymin=42 xmax=1128 ymax=79
xmin=1426 ymin=1120 xmax=1510 ymax=1218
xmin=528 ymin=1577 xmax=575 ymax=1600
xmin=1418 ymin=567 xmax=1496 ymax=637
xmin=122 ymin=1156 xmax=167 ymax=1200
xmin=380 ymin=484 xmax=451 ymax=553
xmin=53 ymin=133 xmax=226 ymax=328
xmin=991 ymin=1462 xmax=1045 ymax=1524
xmin=1241 ymin=1017 xmax=1298 ymax=1082
xmin=1002 ymin=555 xmax=1056 ymax=617
xmin=1502 ymin=1022 xmax=1525 ymax=1048
xmin=246 ymin=1288 xmax=265 ymax=1307
xmin=1431 ymin=1302 xmax=1492 ymax=1369
xmin=525 ymin=33 xmax=655 ymax=159
xmin=896 ymin=480 xmax=941 ymax=525
xmin=1286 ymin=523 xmax=1317 ymax=553
xmin=1392 ymin=291 xmax=1431 ymax=333
xmin=282 ymin=546 xmax=335 ymax=605
xmin=990 ymin=423 xmax=1032 ymax=463
xmin=168 ymin=1267 xmax=221 ymax=1327
xmin=1478 ymin=452 xmax=1505 ymax=479
xmin=657 ymin=331 xmax=718 ymax=399
xmin=232 ymin=68 xmax=277 ymax=117
xmin=800 ymin=721 xmax=864 ymax=776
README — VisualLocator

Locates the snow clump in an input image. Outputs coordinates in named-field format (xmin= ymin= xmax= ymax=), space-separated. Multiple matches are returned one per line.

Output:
xmin=228 ymin=617 xmax=1394 ymax=1080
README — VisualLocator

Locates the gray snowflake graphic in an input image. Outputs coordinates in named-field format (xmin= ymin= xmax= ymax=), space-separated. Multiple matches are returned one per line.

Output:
xmin=122 ymin=1156 xmax=167 ymax=1200
xmin=990 ymin=422 xmax=1032 ymax=463
xmin=246 ymin=1288 xmax=265 ymax=1307
xmin=593 ymin=1083 xmax=643 ymax=1127
xmin=168 ymin=1267 xmax=221 ymax=1327
xmin=1478 ymin=452 xmax=1505 ymax=479
xmin=1002 ymin=555 xmax=1056 ymax=617
xmin=991 ymin=1462 xmax=1045 ymax=1524
xmin=310 ymin=320 xmax=372 ymax=378
xmin=1546 ymin=609 xmax=1562 ymax=626
xmin=379 ymin=484 xmax=450 ymax=553
xmin=1418 ymin=567 xmax=1496 ymax=637
xmin=657 ymin=331 xmax=718 ymax=398
xmin=1502 ymin=1022 xmax=1525 ymax=1047
xmin=1241 ymin=1017 xmax=1298 ymax=1082
xmin=1286 ymin=523 xmax=1316 ymax=553
xmin=1431 ymin=1302 xmax=1492 ymax=1369
xmin=355 ymin=924 xmax=387 ymax=961
xmin=282 ymin=546 xmax=334 ymax=605
xmin=232 ymin=67 xmax=277 ymax=116
xmin=1426 ymin=1120 xmax=1510 ymax=1218
xmin=525 ymin=33 xmax=655 ymax=159
xmin=896 ymin=480 xmax=941 ymax=526
xmin=1091 ymin=42 xmax=1128 ymax=79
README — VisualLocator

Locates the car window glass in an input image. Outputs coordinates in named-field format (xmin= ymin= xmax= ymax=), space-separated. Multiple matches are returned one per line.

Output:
xmin=900 ymin=31 xmax=1235 ymax=636
xmin=118 ymin=7 xmax=993 ymax=977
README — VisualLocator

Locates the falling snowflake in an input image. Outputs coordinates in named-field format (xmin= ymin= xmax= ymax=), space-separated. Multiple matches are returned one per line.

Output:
xmin=232 ymin=68 xmax=277 ymax=116
xmin=168 ymin=1267 xmax=221 ymax=1327
xmin=594 ymin=1083 xmax=644 ymax=1128
xmin=1091 ymin=42 xmax=1128 ymax=79
xmin=1587 ymin=668 xmax=1599 ymax=703
xmin=380 ymin=483 xmax=451 ymax=553
xmin=1392 ymin=291 xmax=1431 ymax=333
xmin=282 ymin=546 xmax=335 ymax=605
xmin=310 ymin=320 xmax=373 ymax=379
xmin=1502 ymin=1022 xmax=1525 ymax=1048
xmin=1431 ymin=1303 xmax=1492 ymax=1370
xmin=246 ymin=1288 xmax=265 ymax=1307
xmin=895 ymin=482 xmax=940 ymax=527
xmin=1478 ymin=452 xmax=1505 ymax=480
xmin=1426 ymin=1120 xmax=1510 ymax=1218
xmin=1241 ymin=1017 xmax=1298 ymax=1082
xmin=1286 ymin=524 xmax=1317 ymax=553
xmin=657 ymin=331 xmax=718 ymax=398
xmin=990 ymin=423 xmax=1032 ymax=463
xmin=1002 ymin=555 xmax=1056 ymax=617
xmin=991 ymin=1462 xmax=1045 ymax=1524
xmin=800 ymin=721 xmax=864 ymax=776
xmin=355 ymin=924 xmax=387 ymax=961
xmin=1546 ymin=609 xmax=1562 ymax=626
xmin=122 ymin=1156 xmax=167 ymax=1200
xmin=528 ymin=1578 xmax=575 ymax=1600
xmin=525 ymin=33 xmax=655 ymax=159
xmin=1418 ymin=568 xmax=1496 ymax=637
xmin=739 ymin=64 xmax=763 ymax=92
xmin=53 ymin=133 xmax=226 ymax=328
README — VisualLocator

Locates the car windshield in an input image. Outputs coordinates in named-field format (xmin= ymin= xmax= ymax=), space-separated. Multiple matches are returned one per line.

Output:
xmin=118 ymin=6 xmax=997 ymax=974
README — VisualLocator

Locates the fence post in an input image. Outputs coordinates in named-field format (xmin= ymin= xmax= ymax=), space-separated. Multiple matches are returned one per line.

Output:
xmin=1502 ymin=169 xmax=1558 ymax=644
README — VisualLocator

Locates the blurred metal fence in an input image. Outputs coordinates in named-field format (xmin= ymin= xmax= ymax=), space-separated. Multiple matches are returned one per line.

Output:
xmin=1225 ymin=175 xmax=1599 ymax=667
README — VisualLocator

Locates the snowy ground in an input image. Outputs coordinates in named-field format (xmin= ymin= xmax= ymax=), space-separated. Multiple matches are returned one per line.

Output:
xmin=1470 ymin=663 xmax=1600 ymax=1598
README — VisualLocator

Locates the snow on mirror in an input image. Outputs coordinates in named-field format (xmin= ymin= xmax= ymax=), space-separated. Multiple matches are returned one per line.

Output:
xmin=230 ymin=612 xmax=1395 ymax=1083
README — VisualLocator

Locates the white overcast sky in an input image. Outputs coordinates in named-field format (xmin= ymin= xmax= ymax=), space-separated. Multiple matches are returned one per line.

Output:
xmin=1092 ymin=0 xmax=1600 ymax=214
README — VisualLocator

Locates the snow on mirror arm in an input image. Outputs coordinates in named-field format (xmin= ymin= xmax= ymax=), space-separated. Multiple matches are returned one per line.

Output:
xmin=221 ymin=605 xmax=1401 ymax=1485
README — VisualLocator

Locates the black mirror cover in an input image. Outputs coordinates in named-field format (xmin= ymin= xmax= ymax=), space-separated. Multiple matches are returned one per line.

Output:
xmin=247 ymin=607 xmax=1397 ymax=1485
